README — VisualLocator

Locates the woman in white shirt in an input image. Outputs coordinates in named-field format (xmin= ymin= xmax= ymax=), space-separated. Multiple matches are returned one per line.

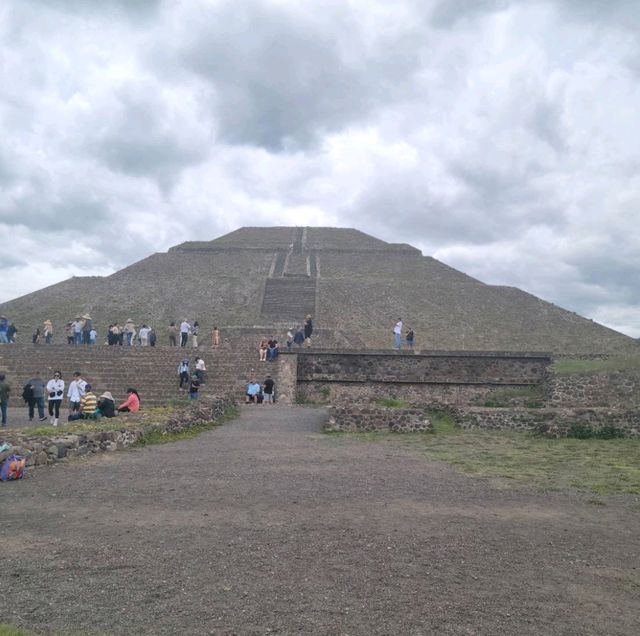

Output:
xmin=46 ymin=370 xmax=65 ymax=426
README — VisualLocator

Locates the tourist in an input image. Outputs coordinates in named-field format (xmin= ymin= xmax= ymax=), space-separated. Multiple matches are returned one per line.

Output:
xmin=0 ymin=373 xmax=10 ymax=426
xmin=67 ymin=371 xmax=87 ymax=414
xmin=405 ymin=327 xmax=415 ymax=349
xmin=178 ymin=358 xmax=190 ymax=390
xmin=89 ymin=327 xmax=97 ymax=345
xmin=194 ymin=356 xmax=207 ymax=384
xmin=82 ymin=314 xmax=93 ymax=345
xmin=149 ymin=328 xmax=157 ymax=347
xmin=393 ymin=317 xmax=403 ymax=349
xmin=212 ymin=326 xmax=220 ymax=348
xmin=168 ymin=322 xmax=178 ymax=346
xmin=263 ymin=375 xmax=275 ymax=404
xmin=107 ymin=324 xmax=116 ymax=345
xmin=0 ymin=315 xmax=8 ymax=344
xmin=72 ymin=316 xmax=83 ymax=345
xmin=189 ymin=374 xmax=200 ymax=400
xmin=46 ymin=370 xmax=64 ymax=427
xmin=180 ymin=319 xmax=191 ymax=347
xmin=245 ymin=379 xmax=261 ymax=404
xmin=68 ymin=384 xmax=98 ymax=421
xmin=97 ymin=391 xmax=116 ymax=418
xmin=65 ymin=322 xmax=73 ymax=345
xmin=304 ymin=314 xmax=313 ymax=347
xmin=43 ymin=320 xmax=53 ymax=344
xmin=286 ymin=328 xmax=294 ymax=350
xmin=118 ymin=388 xmax=140 ymax=413
xmin=24 ymin=373 xmax=46 ymax=421
xmin=259 ymin=338 xmax=268 ymax=362
xmin=32 ymin=328 xmax=41 ymax=344
xmin=293 ymin=328 xmax=305 ymax=348
xmin=267 ymin=337 xmax=278 ymax=361
xmin=7 ymin=322 xmax=17 ymax=343
xmin=138 ymin=324 xmax=151 ymax=346
xmin=124 ymin=319 xmax=136 ymax=346
xmin=192 ymin=321 xmax=200 ymax=348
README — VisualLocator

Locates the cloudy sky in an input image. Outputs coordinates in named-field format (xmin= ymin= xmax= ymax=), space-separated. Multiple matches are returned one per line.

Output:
xmin=1 ymin=0 xmax=639 ymax=336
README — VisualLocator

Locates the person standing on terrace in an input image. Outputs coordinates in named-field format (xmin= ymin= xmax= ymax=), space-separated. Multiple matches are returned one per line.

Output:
xmin=393 ymin=318 xmax=403 ymax=350
xmin=180 ymin=319 xmax=191 ymax=347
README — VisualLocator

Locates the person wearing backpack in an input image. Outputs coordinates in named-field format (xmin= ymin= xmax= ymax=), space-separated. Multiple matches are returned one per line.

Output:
xmin=0 ymin=373 xmax=10 ymax=426
xmin=24 ymin=374 xmax=46 ymax=421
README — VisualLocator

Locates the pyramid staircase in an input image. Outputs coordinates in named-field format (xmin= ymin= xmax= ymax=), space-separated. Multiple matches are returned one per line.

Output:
xmin=261 ymin=227 xmax=317 ymax=322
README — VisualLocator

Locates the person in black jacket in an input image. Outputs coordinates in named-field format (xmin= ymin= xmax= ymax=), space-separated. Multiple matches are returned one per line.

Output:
xmin=97 ymin=392 xmax=116 ymax=418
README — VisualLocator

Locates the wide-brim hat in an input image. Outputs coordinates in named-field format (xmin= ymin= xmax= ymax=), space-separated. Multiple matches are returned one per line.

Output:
xmin=43 ymin=319 xmax=52 ymax=325
xmin=126 ymin=318 xmax=134 ymax=323
xmin=99 ymin=391 xmax=114 ymax=401
xmin=82 ymin=314 xmax=91 ymax=319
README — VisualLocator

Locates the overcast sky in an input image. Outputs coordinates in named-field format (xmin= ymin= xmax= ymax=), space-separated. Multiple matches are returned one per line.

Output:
xmin=1 ymin=0 xmax=639 ymax=337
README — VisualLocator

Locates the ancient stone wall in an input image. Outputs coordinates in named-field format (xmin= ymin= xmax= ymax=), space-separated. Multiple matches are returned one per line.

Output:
xmin=297 ymin=351 xmax=550 ymax=385
xmin=325 ymin=403 xmax=432 ymax=433
xmin=457 ymin=407 xmax=640 ymax=438
xmin=547 ymin=372 xmax=640 ymax=408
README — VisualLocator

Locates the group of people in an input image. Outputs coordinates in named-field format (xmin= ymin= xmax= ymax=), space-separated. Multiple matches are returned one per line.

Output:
xmin=0 ymin=315 xmax=18 ymax=343
xmin=245 ymin=375 xmax=276 ymax=404
xmin=393 ymin=318 xmax=415 ymax=350
xmin=258 ymin=315 xmax=313 ymax=360
xmin=177 ymin=356 xmax=208 ymax=400
xmin=0 ymin=370 xmax=140 ymax=428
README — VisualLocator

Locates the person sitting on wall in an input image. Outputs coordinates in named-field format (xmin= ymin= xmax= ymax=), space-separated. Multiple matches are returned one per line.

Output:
xmin=267 ymin=337 xmax=278 ymax=361
xmin=118 ymin=388 xmax=140 ymax=413
xmin=68 ymin=384 xmax=98 ymax=421
xmin=245 ymin=380 xmax=261 ymax=404
xmin=97 ymin=391 xmax=116 ymax=418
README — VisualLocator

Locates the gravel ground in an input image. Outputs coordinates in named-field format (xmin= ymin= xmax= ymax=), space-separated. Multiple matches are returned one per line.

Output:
xmin=1 ymin=404 xmax=639 ymax=635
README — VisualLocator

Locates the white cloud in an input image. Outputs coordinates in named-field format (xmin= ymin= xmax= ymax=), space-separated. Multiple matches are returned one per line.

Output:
xmin=0 ymin=0 xmax=639 ymax=337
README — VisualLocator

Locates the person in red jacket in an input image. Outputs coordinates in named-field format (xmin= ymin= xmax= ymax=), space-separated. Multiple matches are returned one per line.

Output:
xmin=118 ymin=388 xmax=140 ymax=413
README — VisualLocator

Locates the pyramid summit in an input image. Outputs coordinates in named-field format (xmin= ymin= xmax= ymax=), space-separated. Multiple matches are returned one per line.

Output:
xmin=0 ymin=226 xmax=635 ymax=353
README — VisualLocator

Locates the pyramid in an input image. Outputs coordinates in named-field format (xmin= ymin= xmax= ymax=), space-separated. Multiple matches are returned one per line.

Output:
xmin=0 ymin=226 xmax=635 ymax=353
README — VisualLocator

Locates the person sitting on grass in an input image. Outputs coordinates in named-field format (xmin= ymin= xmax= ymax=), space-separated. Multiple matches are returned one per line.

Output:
xmin=118 ymin=388 xmax=140 ymax=413
xmin=97 ymin=391 xmax=116 ymax=418
xmin=68 ymin=384 xmax=97 ymax=421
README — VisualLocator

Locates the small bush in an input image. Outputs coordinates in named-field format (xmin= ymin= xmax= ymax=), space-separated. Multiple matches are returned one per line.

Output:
xmin=567 ymin=424 xmax=595 ymax=439
xmin=567 ymin=423 xmax=625 ymax=439
xmin=594 ymin=425 xmax=625 ymax=440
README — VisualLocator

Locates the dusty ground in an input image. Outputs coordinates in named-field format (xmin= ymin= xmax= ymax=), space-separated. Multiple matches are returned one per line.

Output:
xmin=1 ymin=405 xmax=639 ymax=635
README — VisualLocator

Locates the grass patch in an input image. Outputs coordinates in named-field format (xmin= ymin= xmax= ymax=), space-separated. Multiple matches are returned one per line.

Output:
xmin=326 ymin=409 xmax=640 ymax=495
xmin=553 ymin=356 xmax=640 ymax=375
xmin=481 ymin=386 xmax=544 ymax=408
xmin=17 ymin=418 xmax=145 ymax=436
xmin=132 ymin=405 xmax=239 ymax=447
xmin=378 ymin=397 xmax=408 ymax=408
xmin=0 ymin=626 xmax=31 ymax=636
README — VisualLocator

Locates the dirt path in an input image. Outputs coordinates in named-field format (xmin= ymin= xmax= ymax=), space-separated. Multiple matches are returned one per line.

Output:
xmin=2 ymin=405 xmax=639 ymax=635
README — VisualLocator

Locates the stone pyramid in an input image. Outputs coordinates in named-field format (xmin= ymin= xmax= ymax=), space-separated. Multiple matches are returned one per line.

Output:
xmin=0 ymin=226 xmax=635 ymax=353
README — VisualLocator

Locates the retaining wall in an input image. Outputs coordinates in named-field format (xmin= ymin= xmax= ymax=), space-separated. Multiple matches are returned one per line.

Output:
xmin=325 ymin=403 xmax=432 ymax=433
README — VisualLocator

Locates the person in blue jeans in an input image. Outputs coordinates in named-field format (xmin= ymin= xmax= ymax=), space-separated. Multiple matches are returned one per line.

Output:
xmin=393 ymin=318 xmax=403 ymax=349
xmin=0 ymin=374 xmax=10 ymax=426
xmin=0 ymin=315 xmax=9 ymax=344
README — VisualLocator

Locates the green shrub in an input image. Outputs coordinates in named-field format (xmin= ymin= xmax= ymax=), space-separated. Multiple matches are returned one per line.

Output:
xmin=594 ymin=425 xmax=625 ymax=440
xmin=567 ymin=423 xmax=624 ymax=439
xmin=567 ymin=424 xmax=595 ymax=439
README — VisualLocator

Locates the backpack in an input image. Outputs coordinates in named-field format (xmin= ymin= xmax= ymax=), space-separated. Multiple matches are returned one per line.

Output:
xmin=22 ymin=384 xmax=34 ymax=403
xmin=0 ymin=455 xmax=26 ymax=481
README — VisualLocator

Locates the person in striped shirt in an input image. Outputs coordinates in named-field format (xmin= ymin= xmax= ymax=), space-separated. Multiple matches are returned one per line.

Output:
xmin=68 ymin=384 xmax=97 ymax=421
